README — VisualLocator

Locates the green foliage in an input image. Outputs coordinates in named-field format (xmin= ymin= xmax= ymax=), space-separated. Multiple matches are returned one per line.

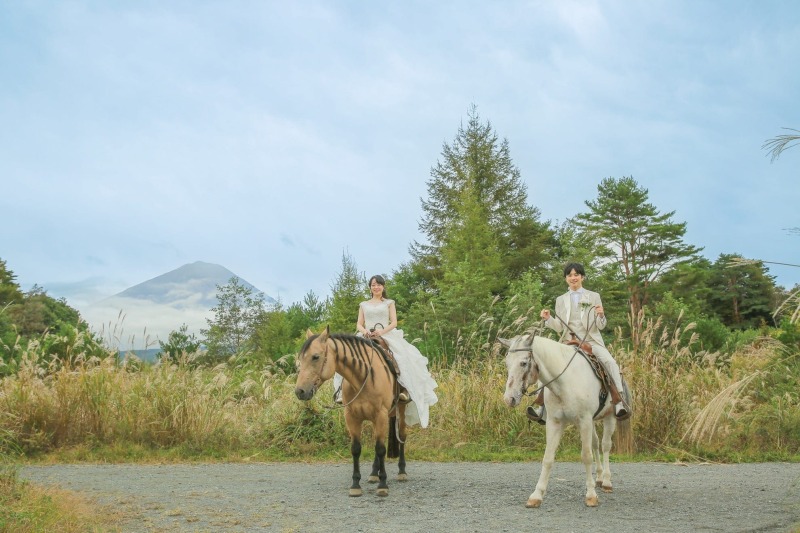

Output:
xmin=0 ymin=259 xmax=23 ymax=307
xmin=159 ymin=324 xmax=201 ymax=364
xmin=776 ymin=318 xmax=800 ymax=351
xmin=574 ymin=176 xmax=702 ymax=320
xmin=411 ymin=104 xmax=551 ymax=285
xmin=201 ymin=277 xmax=266 ymax=361
xmin=252 ymin=303 xmax=298 ymax=369
xmin=404 ymin=105 xmax=553 ymax=360
xmin=500 ymin=269 xmax=544 ymax=328
xmin=325 ymin=252 xmax=366 ymax=333
xmin=430 ymin=261 xmax=496 ymax=360
xmin=0 ymin=278 xmax=104 ymax=374
xmin=708 ymin=254 xmax=776 ymax=329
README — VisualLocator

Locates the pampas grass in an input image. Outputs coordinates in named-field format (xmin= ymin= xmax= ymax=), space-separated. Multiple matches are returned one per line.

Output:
xmin=1 ymin=315 xmax=799 ymax=461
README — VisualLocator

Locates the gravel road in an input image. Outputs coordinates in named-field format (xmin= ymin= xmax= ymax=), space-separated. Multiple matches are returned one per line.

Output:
xmin=21 ymin=461 xmax=800 ymax=532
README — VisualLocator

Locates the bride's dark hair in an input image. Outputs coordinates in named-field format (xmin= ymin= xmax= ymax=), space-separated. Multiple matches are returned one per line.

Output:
xmin=369 ymin=275 xmax=388 ymax=299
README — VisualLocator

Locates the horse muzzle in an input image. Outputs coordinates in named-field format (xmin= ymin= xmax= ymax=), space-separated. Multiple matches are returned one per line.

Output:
xmin=294 ymin=385 xmax=317 ymax=401
xmin=503 ymin=391 xmax=521 ymax=408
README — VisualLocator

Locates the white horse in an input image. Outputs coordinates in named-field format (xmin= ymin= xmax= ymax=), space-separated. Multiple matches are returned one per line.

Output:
xmin=499 ymin=332 xmax=618 ymax=508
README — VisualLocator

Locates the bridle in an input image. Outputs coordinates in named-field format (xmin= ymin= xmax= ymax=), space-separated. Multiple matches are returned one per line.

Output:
xmin=508 ymin=326 xmax=582 ymax=398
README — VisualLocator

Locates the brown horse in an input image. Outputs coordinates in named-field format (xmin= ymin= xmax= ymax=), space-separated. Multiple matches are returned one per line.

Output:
xmin=294 ymin=326 xmax=407 ymax=497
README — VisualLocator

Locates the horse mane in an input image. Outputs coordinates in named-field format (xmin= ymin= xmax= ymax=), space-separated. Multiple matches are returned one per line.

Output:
xmin=299 ymin=332 xmax=385 ymax=359
xmin=533 ymin=335 xmax=574 ymax=356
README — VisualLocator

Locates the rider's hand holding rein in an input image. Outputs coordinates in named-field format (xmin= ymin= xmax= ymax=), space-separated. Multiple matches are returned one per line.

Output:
xmin=541 ymin=306 xmax=605 ymax=321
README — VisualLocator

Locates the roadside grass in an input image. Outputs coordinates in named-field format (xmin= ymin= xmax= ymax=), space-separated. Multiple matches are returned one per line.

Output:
xmin=1 ymin=459 xmax=118 ymax=533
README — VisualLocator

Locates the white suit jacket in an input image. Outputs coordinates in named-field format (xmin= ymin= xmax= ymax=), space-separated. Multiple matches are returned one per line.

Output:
xmin=544 ymin=289 xmax=608 ymax=348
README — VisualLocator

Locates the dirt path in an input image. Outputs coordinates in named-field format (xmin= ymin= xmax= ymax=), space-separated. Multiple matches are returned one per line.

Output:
xmin=21 ymin=461 xmax=800 ymax=532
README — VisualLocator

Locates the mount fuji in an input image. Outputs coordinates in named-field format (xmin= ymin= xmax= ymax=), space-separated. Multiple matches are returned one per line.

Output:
xmin=81 ymin=261 xmax=275 ymax=352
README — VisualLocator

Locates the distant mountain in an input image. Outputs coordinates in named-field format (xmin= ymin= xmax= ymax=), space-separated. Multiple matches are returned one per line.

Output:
xmin=110 ymin=261 xmax=274 ymax=308
xmin=83 ymin=261 xmax=275 ymax=351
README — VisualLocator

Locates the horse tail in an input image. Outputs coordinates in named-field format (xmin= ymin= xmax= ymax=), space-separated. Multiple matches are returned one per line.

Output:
xmin=387 ymin=415 xmax=399 ymax=458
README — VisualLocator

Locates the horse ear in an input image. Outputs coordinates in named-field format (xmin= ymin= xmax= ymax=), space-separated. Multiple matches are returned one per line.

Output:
xmin=306 ymin=329 xmax=314 ymax=339
xmin=318 ymin=325 xmax=330 ymax=343
xmin=524 ymin=334 xmax=535 ymax=347
xmin=497 ymin=337 xmax=510 ymax=348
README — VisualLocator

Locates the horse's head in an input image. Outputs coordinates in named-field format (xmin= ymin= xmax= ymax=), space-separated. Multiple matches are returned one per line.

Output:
xmin=294 ymin=326 xmax=336 ymax=401
xmin=498 ymin=334 xmax=538 ymax=408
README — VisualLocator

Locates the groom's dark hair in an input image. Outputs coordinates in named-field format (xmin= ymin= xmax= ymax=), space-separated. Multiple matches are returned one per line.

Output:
xmin=563 ymin=262 xmax=586 ymax=277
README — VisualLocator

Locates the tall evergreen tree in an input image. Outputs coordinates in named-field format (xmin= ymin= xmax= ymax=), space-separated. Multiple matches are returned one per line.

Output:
xmin=325 ymin=252 xmax=367 ymax=333
xmin=574 ymin=176 xmax=701 ymax=320
xmin=410 ymin=105 xmax=550 ymax=285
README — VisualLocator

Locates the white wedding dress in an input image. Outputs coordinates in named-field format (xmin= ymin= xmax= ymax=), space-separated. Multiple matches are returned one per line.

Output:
xmin=334 ymin=299 xmax=438 ymax=428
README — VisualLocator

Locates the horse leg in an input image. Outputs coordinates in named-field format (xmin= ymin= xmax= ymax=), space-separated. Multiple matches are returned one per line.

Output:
xmin=396 ymin=407 xmax=408 ymax=481
xmin=347 ymin=416 xmax=364 ymax=497
xmin=527 ymin=421 xmax=564 ymax=508
xmin=374 ymin=414 xmax=389 ymax=497
xmin=368 ymin=455 xmax=381 ymax=484
xmin=579 ymin=418 xmax=599 ymax=507
xmin=592 ymin=423 xmax=603 ymax=488
xmin=349 ymin=436 xmax=363 ymax=497
xmin=598 ymin=416 xmax=616 ymax=493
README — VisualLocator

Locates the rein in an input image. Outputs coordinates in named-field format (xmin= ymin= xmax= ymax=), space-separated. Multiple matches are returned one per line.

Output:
xmin=324 ymin=339 xmax=372 ymax=409
xmin=509 ymin=326 xmax=582 ymax=398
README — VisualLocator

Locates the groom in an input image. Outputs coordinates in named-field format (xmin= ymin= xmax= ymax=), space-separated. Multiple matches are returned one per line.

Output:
xmin=528 ymin=262 xmax=630 ymax=423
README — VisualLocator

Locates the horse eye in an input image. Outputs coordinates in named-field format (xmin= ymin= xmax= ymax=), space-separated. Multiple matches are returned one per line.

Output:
xmin=312 ymin=354 xmax=320 ymax=361
xmin=520 ymin=361 xmax=527 ymax=367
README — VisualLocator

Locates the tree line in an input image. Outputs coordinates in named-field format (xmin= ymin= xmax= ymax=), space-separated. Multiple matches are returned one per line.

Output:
xmin=1 ymin=107 xmax=797 ymax=371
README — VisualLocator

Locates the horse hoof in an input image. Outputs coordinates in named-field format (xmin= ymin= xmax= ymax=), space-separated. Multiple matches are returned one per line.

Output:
xmin=595 ymin=480 xmax=602 ymax=487
xmin=602 ymin=484 xmax=613 ymax=493
xmin=349 ymin=488 xmax=363 ymax=497
xmin=525 ymin=498 xmax=542 ymax=508
xmin=367 ymin=475 xmax=379 ymax=483
xmin=397 ymin=473 xmax=408 ymax=482
xmin=585 ymin=496 xmax=599 ymax=507
xmin=377 ymin=488 xmax=389 ymax=497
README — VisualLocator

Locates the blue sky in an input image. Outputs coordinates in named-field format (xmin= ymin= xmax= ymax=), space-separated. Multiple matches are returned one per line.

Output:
xmin=2 ymin=1 xmax=799 ymax=322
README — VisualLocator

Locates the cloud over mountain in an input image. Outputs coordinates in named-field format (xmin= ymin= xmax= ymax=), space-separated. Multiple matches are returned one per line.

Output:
xmin=82 ymin=261 xmax=274 ymax=351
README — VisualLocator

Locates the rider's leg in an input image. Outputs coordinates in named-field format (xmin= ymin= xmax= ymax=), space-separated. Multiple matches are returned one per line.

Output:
xmin=333 ymin=372 xmax=343 ymax=404
xmin=592 ymin=345 xmax=628 ymax=417
xmin=526 ymin=388 xmax=547 ymax=425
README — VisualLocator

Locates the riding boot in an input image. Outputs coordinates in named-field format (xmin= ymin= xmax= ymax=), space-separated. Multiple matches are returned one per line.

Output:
xmin=526 ymin=390 xmax=546 ymax=425
xmin=333 ymin=387 xmax=343 ymax=405
xmin=526 ymin=404 xmax=547 ymax=425
xmin=607 ymin=370 xmax=631 ymax=421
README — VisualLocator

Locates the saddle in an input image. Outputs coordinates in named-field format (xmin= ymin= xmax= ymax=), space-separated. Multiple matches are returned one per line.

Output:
xmin=565 ymin=338 xmax=593 ymax=355
xmin=532 ymin=337 xmax=628 ymax=420
xmin=370 ymin=336 xmax=401 ymax=378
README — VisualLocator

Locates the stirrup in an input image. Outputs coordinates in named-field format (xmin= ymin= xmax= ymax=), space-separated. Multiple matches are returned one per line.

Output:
xmin=398 ymin=392 xmax=410 ymax=403
xmin=526 ymin=405 xmax=546 ymax=426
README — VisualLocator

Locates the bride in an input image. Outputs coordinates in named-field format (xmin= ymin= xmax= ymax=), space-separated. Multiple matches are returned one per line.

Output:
xmin=334 ymin=274 xmax=438 ymax=428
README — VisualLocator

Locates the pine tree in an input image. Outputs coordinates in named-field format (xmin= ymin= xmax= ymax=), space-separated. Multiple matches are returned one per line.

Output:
xmin=410 ymin=105 xmax=550 ymax=285
xmin=575 ymin=176 xmax=702 ymax=320
xmin=325 ymin=252 xmax=367 ymax=333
